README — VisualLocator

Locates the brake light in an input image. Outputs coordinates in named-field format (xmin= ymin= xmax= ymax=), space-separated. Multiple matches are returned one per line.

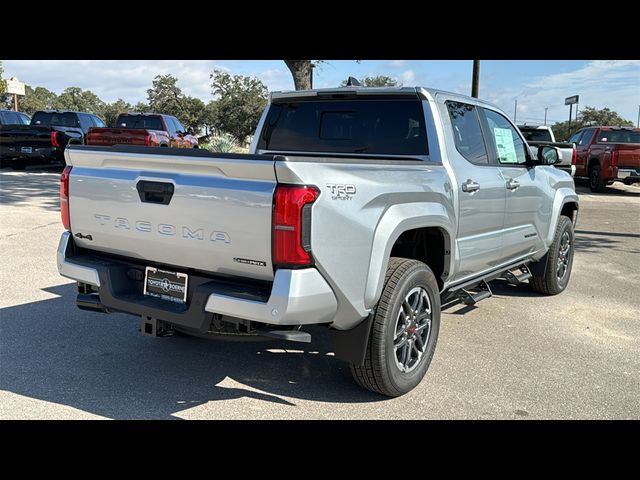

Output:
xmin=273 ymin=185 xmax=319 ymax=267
xmin=144 ymin=133 xmax=151 ymax=146
xmin=571 ymin=145 xmax=577 ymax=165
xmin=51 ymin=130 xmax=60 ymax=148
xmin=60 ymin=166 xmax=72 ymax=230
xmin=610 ymin=149 xmax=618 ymax=167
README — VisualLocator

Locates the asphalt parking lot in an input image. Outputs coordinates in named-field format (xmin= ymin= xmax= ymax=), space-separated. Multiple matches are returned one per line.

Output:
xmin=1 ymin=165 xmax=639 ymax=419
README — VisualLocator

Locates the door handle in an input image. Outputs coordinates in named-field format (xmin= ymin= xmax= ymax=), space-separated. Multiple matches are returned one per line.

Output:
xmin=506 ymin=179 xmax=520 ymax=190
xmin=461 ymin=179 xmax=480 ymax=193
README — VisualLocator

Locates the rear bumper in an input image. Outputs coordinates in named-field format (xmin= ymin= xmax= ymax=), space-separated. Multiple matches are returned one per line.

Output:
xmin=56 ymin=232 xmax=337 ymax=331
xmin=617 ymin=168 xmax=640 ymax=181
xmin=0 ymin=145 xmax=62 ymax=162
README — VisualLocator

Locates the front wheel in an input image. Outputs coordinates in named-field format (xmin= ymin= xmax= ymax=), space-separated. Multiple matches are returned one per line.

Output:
xmin=350 ymin=258 xmax=440 ymax=397
xmin=529 ymin=215 xmax=575 ymax=295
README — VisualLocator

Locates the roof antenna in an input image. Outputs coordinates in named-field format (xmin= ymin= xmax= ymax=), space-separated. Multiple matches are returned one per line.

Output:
xmin=345 ymin=76 xmax=362 ymax=87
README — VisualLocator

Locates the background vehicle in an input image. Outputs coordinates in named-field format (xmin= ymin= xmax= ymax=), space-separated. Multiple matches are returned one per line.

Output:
xmin=0 ymin=110 xmax=105 ymax=170
xmin=0 ymin=110 xmax=31 ymax=167
xmin=568 ymin=126 xmax=640 ymax=192
xmin=0 ymin=110 xmax=31 ymax=126
xmin=86 ymin=113 xmax=198 ymax=148
xmin=518 ymin=124 xmax=575 ymax=176
xmin=57 ymin=86 xmax=578 ymax=397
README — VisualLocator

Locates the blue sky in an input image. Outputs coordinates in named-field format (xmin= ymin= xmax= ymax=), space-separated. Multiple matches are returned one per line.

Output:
xmin=3 ymin=60 xmax=639 ymax=124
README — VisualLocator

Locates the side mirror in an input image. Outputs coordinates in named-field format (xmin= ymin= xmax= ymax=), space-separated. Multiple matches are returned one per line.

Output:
xmin=537 ymin=145 xmax=561 ymax=165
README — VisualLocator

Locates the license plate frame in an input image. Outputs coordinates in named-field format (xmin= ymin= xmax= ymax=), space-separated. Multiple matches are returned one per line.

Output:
xmin=143 ymin=267 xmax=188 ymax=304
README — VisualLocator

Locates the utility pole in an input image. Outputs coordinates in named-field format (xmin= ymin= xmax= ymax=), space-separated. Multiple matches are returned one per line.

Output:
xmin=13 ymin=94 xmax=18 ymax=111
xmin=514 ymin=99 xmax=518 ymax=123
xmin=471 ymin=60 xmax=480 ymax=98
xmin=568 ymin=103 xmax=573 ymax=133
xmin=544 ymin=107 xmax=548 ymax=126
xmin=637 ymin=105 xmax=639 ymax=127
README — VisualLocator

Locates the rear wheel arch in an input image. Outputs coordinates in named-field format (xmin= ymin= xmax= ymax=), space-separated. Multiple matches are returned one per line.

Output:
xmin=364 ymin=209 xmax=455 ymax=310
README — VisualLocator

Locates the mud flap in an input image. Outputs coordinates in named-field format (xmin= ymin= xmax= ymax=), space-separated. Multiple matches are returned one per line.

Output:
xmin=330 ymin=314 xmax=374 ymax=365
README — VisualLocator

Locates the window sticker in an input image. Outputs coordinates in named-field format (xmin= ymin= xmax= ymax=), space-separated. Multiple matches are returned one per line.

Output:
xmin=493 ymin=127 xmax=519 ymax=164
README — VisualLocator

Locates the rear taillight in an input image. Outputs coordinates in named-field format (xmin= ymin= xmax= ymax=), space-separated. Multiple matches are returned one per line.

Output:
xmin=571 ymin=145 xmax=577 ymax=165
xmin=60 ymin=166 xmax=72 ymax=230
xmin=610 ymin=149 xmax=618 ymax=167
xmin=144 ymin=133 xmax=151 ymax=146
xmin=51 ymin=130 xmax=60 ymax=148
xmin=272 ymin=185 xmax=320 ymax=267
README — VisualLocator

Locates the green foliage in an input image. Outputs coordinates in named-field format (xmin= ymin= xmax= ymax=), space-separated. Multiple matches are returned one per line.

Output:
xmin=0 ymin=61 xmax=6 ymax=95
xmin=202 ymin=133 xmax=239 ymax=153
xmin=202 ymin=101 xmax=218 ymax=135
xmin=20 ymin=86 xmax=58 ymax=115
xmin=54 ymin=87 xmax=106 ymax=116
xmin=209 ymin=70 xmax=268 ymax=142
xmin=146 ymin=75 xmax=206 ymax=133
xmin=340 ymin=75 xmax=398 ymax=87
xmin=552 ymin=106 xmax=634 ymax=141
xmin=102 ymin=99 xmax=133 ymax=127
xmin=134 ymin=102 xmax=151 ymax=114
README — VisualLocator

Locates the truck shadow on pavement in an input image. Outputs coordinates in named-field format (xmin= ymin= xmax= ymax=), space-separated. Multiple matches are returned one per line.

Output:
xmin=0 ymin=167 xmax=63 ymax=211
xmin=0 ymin=284 xmax=383 ymax=419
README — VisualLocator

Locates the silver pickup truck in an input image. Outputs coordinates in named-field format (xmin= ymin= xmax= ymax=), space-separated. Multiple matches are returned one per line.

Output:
xmin=57 ymin=86 xmax=578 ymax=397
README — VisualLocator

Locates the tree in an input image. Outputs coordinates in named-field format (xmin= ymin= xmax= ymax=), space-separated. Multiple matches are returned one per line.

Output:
xmin=179 ymin=96 xmax=206 ymax=133
xmin=54 ymin=87 xmax=105 ymax=116
xmin=147 ymin=74 xmax=184 ymax=116
xmin=0 ymin=61 xmax=6 ymax=95
xmin=210 ymin=70 xmax=268 ymax=142
xmin=20 ymin=85 xmax=58 ymax=115
xmin=102 ymin=99 xmax=132 ymax=126
xmin=551 ymin=106 xmax=634 ymax=141
xmin=284 ymin=60 xmax=313 ymax=90
xmin=202 ymin=100 xmax=218 ymax=136
xmin=340 ymin=75 xmax=398 ymax=87
xmin=133 ymin=102 xmax=151 ymax=114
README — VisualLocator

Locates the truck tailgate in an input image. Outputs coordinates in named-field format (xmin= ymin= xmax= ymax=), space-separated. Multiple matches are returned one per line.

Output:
xmin=86 ymin=127 xmax=149 ymax=146
xmin=0 ymin=124 xmax=52 ymax=148
xmin=615 ymin=144 xmax=640 ymax=168
xmin=65 ymin=145 xmax=277 ymax=281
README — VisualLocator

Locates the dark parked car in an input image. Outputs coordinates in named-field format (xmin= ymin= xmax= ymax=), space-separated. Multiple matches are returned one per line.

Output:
xmin=0 ymin=110 xmax=31 ymax=126
xmin=0 ymin=110 xmax=106 ymax=170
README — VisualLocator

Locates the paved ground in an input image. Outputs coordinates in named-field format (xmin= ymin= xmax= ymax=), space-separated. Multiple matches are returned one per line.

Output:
xmin=1 ymin=165 xmax=638 ymax=419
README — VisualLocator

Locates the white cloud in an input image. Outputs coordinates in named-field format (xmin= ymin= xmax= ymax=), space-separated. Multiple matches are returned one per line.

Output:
xmin=1 ymin=60 xmax=289 ymax=105
xmin=387 ymin=60 xmax=407 ymax=68
xmin=400 ymin=69 xmax=416 ymax=84
xmin=483 ymin=60 xmax=640 ymax=124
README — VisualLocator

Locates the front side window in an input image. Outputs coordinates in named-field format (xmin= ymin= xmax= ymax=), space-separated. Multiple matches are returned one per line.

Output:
xmin=568 ymin=131 xmax=583 ymax=144
xmin=258 ymin=98 xmax=428 ymax=156
xmin=578 ymin=128 xmax=596 ymax=146
xmin=446 ymin=101 xmax=488 ymax=164
xmin=172 ymin=117 xmax=186 ymax=133
xmin=92 ymin=116 xmax=106 ymax=128
xmin=482 ymin=108 xmax=527 ymax=165
xmin=18 ymin=113 xmax=30 ymax=125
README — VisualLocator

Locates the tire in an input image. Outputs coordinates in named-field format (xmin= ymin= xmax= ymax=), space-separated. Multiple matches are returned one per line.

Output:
xmin=589 ymin=164 xmax=605 ymax=192
xmin=529 ymin=216 xmax=575 ymax=295
xmin=11 ymin=159 xmax=26 ymax=171
xmin=350 ymin=257 xmax=441 ymax=397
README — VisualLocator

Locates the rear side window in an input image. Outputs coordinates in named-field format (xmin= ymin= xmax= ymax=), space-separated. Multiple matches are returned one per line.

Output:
xmin=115 ymin=114 xmax=164 ymax=130
xmin=519 ymin=127 xmax=552 ymax=142
xmin=597 ymin=129 xmax=640 ymax=144
xmin=446 ymin=101 xmax=488 ymax=164
xmin=31 ymin=112 xmax=79 ymax=127
xmin=258 ymin=99 xmax=428 ymax=156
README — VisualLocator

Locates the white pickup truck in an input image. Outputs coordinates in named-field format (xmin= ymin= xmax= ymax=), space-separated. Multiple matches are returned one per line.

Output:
xmin=518 ymin=125 xmax=575 ymax=177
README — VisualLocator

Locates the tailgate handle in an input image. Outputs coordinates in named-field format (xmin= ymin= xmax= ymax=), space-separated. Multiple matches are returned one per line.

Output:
xmin=136 ymin=180 xmax=174 ymax=205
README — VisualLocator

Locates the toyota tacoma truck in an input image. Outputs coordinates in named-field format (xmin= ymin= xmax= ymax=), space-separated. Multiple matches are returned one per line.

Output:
xmin=56 ymin=86 xmax=578 ymax=397
xmin=518 ymin=124 xmax=576 ymax=176
xmin=568 ymin=126 xmax=640 ymax=192
xmin=86 ymin=113 xmax=198 ymax=149
xmin=0 ymin=110 xmax=106 ymax=170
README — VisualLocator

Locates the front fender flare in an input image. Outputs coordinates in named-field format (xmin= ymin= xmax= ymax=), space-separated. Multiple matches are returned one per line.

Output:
xmin=546 ymin=188 xmax=579 ymax=247
xmin=363 ymin=202 xmax=455 ymax=309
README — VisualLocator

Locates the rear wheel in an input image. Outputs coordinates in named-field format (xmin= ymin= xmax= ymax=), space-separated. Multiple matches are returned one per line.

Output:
xmin=350 ymin=257 xmax=440 ymax=397
xmin=589 ymin=164 xmax=605 ymax=192
xmin=11 ymin=159 xmax=26 ymax=171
